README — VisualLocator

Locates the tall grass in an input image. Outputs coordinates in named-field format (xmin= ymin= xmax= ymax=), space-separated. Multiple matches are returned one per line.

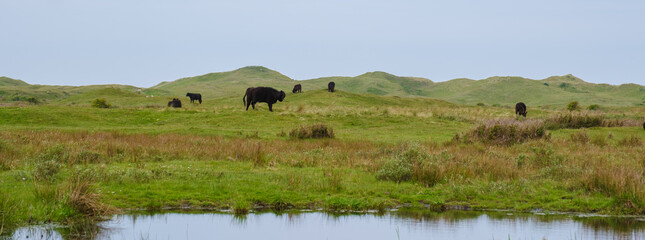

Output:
xmin=289 ymin=124 xmax=335 ymax=139
xmin=0 ymin=129 xmax=644 ymax=217
xmin=63 ymin=170 xmax=116 ymax=217
xmin=458 ymin=119 xmax=548 ymax=145
xmin=545 ymin=112 xmax=640 ymax=130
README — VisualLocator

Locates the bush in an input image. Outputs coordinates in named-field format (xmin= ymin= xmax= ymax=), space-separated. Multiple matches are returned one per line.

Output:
xmin=375 ymin=156 xmax=412 ymax=183
xmin=376 ymin=144 xmax=445 ymax=187
xmin=587 ymin=104 xmax=600 ymax=110
xmin=476 ymin=102 xmax=485 ymax=106
xmin=567 ymin=101 xmax=579 ymax=111
xmin=31 ymin=146 xmax=67 ymax=182
xmin=91 ymin=98 xmax=111 ymax=108
xmin=289 ymin=124 xmax=335 ymax=139
xmin=461 ymin=119 xmax=548 ymax=145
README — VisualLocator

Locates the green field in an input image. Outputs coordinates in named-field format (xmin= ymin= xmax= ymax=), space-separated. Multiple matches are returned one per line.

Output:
xmin=1 ymin=72 xmax=645 ymax=234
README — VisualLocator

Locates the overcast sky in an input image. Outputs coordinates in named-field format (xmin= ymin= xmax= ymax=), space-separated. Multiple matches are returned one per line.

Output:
xmin=1 ymin=0 xmax=644 ymax=87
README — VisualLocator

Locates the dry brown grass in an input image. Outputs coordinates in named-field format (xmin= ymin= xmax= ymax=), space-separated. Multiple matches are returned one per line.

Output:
xmin=63 ymin=171 xmax=116 ymax=217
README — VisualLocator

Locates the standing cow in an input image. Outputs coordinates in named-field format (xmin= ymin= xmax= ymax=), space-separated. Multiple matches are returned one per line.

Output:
xmin=328 ymin=82 xmax=335 ymax=92
xmin=292 ymin=84 xmax=302 ymax=93
xmin=186 ymin=93 xmax=202 ymax=104
xmin=515 ymin=102 xmax=527 ymax=117
xmin=243 ymin=87 xmax=286 ymax=112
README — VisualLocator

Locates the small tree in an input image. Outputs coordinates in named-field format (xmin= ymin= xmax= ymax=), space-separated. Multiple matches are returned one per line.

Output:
xmin=567 ymin=101 xmax=579 ymax=111
xmin=92 ymin=98 xmax=111 ymax=108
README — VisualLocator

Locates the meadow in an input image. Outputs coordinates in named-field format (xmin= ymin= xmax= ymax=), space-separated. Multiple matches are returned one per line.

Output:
xmin=1 ymin=88 xmax=644 ymax=234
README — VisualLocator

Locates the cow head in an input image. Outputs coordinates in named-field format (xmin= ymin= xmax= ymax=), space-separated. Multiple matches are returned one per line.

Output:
xmin=278 ymin=91 xmax=286 ymax=102
xmin=186 ymin=93 xmax=189 ymax=97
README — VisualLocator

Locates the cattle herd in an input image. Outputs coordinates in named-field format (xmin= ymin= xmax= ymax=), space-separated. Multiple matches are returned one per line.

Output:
xmin=167 ymin=82 xmax=337 ymax=111
xmin=167 ymin=83 xmax=645 ymax=129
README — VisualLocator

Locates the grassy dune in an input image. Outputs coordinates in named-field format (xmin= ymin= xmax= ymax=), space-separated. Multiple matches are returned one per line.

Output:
xmin=4 ymin=66 xmax=643 ymax=107
xmin=1 ymin=85 xmax=644 ymax=233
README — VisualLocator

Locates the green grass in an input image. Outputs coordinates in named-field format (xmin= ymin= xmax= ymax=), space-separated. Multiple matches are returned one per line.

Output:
xmin=0 ymin=85 xmax=644 ymax=233
xmin=0 ymin=90 xmax=471 ymax=143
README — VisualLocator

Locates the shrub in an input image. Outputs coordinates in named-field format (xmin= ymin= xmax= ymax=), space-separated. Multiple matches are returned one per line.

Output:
xmin=476 ymin=102 xmax=485 ymax=106
xmin=587 ymin=104 xmax=600 ymax=110
xmin=31 ymin=146 xmax=67 ymax=182
xmin=91 ymin=98 xmax=111 ymax=108
xmin=462 ymin=119 xmax=548 ymax=145
xmin=26 ymin=97 xmax=40 ymax=104
xmin=32 ymin=160 xmax=61 ymax=182
xmin=376 ymin=143 xmax=445 ymax=187
xmin=375 ymin=156 xmax=412 ymax=183
xmin=289 ymin=124 xmax=335 ymax=139
xmin=567 ymin=101 xmax=579 ymax=111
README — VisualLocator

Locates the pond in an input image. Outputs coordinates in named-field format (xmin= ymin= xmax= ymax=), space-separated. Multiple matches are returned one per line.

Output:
xmin=5 ymin=210 xmax=645 ymax=240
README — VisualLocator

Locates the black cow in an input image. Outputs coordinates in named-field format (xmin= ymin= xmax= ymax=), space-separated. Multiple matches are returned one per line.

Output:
xmin=243 ymin=87 xmax=286 ymax=112
xmin=167 ymin=98 xmax=182 ymax=108
xmin=515 ymin=102 xmax=527 ymax=117
xmin=292 ymin=84 xmax=302 ymax=93
xmin=328 ymin=82 xmax=335 ymax=92
xmin=642 ymin=121 xmax=645 ymax=130
xmin=186 ymin=93 xmax=202 ymax=104
xmin=242 ymin=87 xmax=255 ymax=106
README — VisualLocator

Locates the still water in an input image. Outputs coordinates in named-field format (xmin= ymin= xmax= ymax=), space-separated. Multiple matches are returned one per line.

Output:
xmin=6 ymin=210 xmax=645 ymax=240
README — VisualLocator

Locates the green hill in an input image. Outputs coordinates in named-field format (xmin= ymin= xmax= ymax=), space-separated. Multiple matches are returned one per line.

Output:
xmin=0 ymin=77 xmax=29 ymax=86
xmin=425 ymin=75 xmax=645 ymax=106
xmin=0 ymin=83 xmax=142 ymax=103
xmin=2 ymin=67 xmax=644 ymax=107
xmin=302 ymin=71 xmax=434 ymax=97
xmin=146 ymin=66 xmax=298 ymax=97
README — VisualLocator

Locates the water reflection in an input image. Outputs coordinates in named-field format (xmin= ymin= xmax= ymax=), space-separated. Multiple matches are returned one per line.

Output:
xmin=4 ymin=210 xmax=645 ymax=240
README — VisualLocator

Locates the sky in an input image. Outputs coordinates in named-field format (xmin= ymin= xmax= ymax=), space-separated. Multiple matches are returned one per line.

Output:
xmin=1 ymin=0 xmax=644 ymax=87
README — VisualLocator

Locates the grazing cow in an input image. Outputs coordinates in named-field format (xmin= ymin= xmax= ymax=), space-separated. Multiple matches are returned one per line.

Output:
xmin=292 ymin=84 xmax=302 ymax=93
xmin=515 ymin=102 xmax=527 ymax=117
xmin=167 ymin=98 xmax=182 ymax=108
xmin=186 ymin=93 xmax=202 ymax=104
xmin=243 ymin=87 xmax=286 ymax=112
xmin=328 ymin=82 xmax=335 ymax=92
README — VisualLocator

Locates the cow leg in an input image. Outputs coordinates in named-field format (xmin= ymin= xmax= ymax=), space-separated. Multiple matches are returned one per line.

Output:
xmin=268 ymin=103 xmax=273 ymax=112
xmin=246 ymin=101 xmax=250 ymax=111
xmin=252 ymin=102 xmax=256 ymax=110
